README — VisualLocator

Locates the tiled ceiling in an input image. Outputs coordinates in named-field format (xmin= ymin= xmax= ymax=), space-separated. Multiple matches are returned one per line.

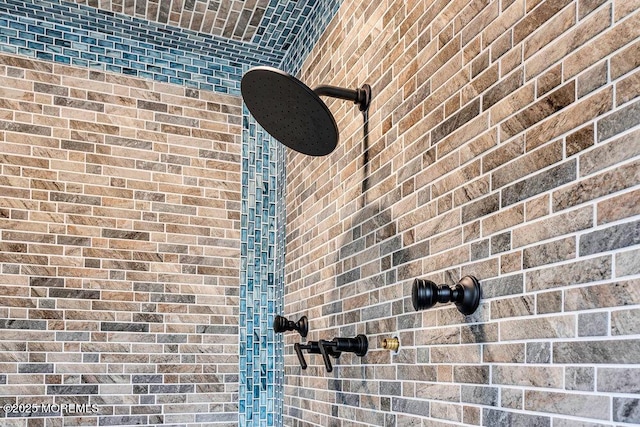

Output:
xmin=0 ymin=0 xmax=341 ymax=94
xmin=72 ymin=0 xmax=270 ymax=41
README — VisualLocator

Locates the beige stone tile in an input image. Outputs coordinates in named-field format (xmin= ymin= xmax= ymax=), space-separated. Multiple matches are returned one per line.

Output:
xmin=525 ymin=86 xmax=613 ymax=151
xmin=525 ymin=5 xmax=611 ymax=79
xmin=522 ymin=2 xmax=576 ymax=58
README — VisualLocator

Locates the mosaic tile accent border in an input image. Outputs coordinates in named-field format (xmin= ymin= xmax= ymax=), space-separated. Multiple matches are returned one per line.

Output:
xmin=72 ymin=0 xmax=272 ymax=42
xmin=0 ymin=0 xmax=342 ymax=95
xmin=0 ymin=0 xmax=281 ymax=94
xmin=252 ymin=1 xmax=315 ymax=55
xmin=239 ymin=105 xmax=286 ymax=426
xmin=240 ymin=1 xmax=342 ymax=424
xmin=279 ymin=0 xmax=342 ymax=75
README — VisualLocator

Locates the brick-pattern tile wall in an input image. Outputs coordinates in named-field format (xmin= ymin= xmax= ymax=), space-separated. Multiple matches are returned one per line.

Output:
xmin=284 ymin=1 xmax=640 ymax=426
xmin=0 ymin=53 xmax=241 ymax=426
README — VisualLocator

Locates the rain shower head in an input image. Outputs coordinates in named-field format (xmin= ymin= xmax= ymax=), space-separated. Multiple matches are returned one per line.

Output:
xmin=241 ymin=66 xmax=371 ymax=156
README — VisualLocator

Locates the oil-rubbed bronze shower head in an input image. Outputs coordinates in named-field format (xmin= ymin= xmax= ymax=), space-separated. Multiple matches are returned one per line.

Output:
xmin=241 ymin=66 xmax=371 ymax=156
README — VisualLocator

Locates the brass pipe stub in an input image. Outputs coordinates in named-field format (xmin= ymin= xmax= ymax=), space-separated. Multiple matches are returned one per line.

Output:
xmin=382 ymin=337 xmax=399 ymax=352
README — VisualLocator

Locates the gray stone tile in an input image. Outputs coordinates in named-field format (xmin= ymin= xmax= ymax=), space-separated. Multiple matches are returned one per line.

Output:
xmin=565 ymin=366 xmax=595 ymax=391
xmin=502 ymin=160 xmax=576 ymax=207
xmin=482 ymin=408 xmax=550 ymax=426
xmin=526 ymin=342 xmax=551 ymax=364
xmin=501 ymin=388 xmax=523 ymax=410
xmin=613 ymin=397 xmax=640 ymax=423
xmin=611 ymin=308 xmax=640 ymax=336
xmin=597 ymin=368 xmax=640 ymax=392
xmin=579 ymin=219 xmax=640 ymax=256
xmin=554 ymin=339 xmax=640 ymax=364
xmin=598 ymin=99 xmax=640 ymax=142
xmin=578 ymin=312 xmax=609 ymax=336
xmin=479 ymin=274 xmax=524 ymax=299
xmin=392 ymin=397 xmax=430 ymax=417
xmin=461 ymin=385 xmax=498 ymax=406
xmin=524 ymin=390 xmax=609 ymax=419
xmin=616 ymin=248 xmax=640 ymax=277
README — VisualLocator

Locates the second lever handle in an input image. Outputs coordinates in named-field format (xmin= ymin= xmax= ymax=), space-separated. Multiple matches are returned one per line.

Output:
xmin=319 ymin=334 xmax=369 ymax=373
xmin=295 ymin=340 xmax=340 ymax=372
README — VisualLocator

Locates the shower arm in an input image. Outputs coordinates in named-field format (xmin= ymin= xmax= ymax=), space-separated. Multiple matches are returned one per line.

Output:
xmin=314 ymin=84 xmax=372 ymax=112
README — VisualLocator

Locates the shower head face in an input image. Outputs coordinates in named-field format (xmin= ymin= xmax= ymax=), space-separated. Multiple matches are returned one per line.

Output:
xmin=241 ymin=66 xmax=339 ymax=156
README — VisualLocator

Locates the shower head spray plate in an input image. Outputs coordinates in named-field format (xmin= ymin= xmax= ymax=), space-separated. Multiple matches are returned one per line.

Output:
xmin=241 ymin=66 xmax=339 ymax=156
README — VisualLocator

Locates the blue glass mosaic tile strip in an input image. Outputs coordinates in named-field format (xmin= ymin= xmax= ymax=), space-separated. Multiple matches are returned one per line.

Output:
xmin=0 ymin=0 xmax=282 ymax=94
xmin=280 ymin=0 xmax=342 ymax=75
xmin=279 ymin=0 xmax=342 ymax=75
xmin=239 ymin=0 xmax=342 ymax=425
xmin=240 ymin=98 xmax=286 ymax=427
xmin=251 ymin=0 xmax=315 ymax=54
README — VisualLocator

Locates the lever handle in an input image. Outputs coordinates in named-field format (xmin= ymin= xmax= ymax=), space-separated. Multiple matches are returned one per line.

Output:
xmin=294 ymin=343 xmax=308 ymax=369
xmin=293 ymin=336 xmax=368 ymax=373
xmin=318 ymin=340 xmax=334 ymax=373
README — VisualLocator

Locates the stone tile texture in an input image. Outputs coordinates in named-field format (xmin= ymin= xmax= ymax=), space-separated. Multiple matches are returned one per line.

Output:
xmin=0 ymin=53 xmax=241 ymax=425
xmin=284 ymin=1 xmax=640 ymax=426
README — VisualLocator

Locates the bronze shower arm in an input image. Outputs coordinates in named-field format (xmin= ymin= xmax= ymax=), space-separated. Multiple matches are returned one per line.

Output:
xmin=314 ymin=84 xmax=371 ymax=111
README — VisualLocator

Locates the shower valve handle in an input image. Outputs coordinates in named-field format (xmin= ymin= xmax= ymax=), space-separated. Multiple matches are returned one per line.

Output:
xmin=319 ymin=335 xmax=369 ymax=372
xmin=273 ymin=315 xmax=308 ymax=337
xmin=293 ymin=340 xmax=341 ymax=372
xmin=293 ymin=342 xmax=309 ymax=370
xmin=317 ymin=340 xmax=340 ymax=373
xmin=294 ymin=335 xmax=368 ymax=373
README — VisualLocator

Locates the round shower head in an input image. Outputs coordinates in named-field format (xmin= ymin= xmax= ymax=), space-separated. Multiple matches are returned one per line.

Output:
xmin=241 ymin=66 xmax=339 ymax=156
